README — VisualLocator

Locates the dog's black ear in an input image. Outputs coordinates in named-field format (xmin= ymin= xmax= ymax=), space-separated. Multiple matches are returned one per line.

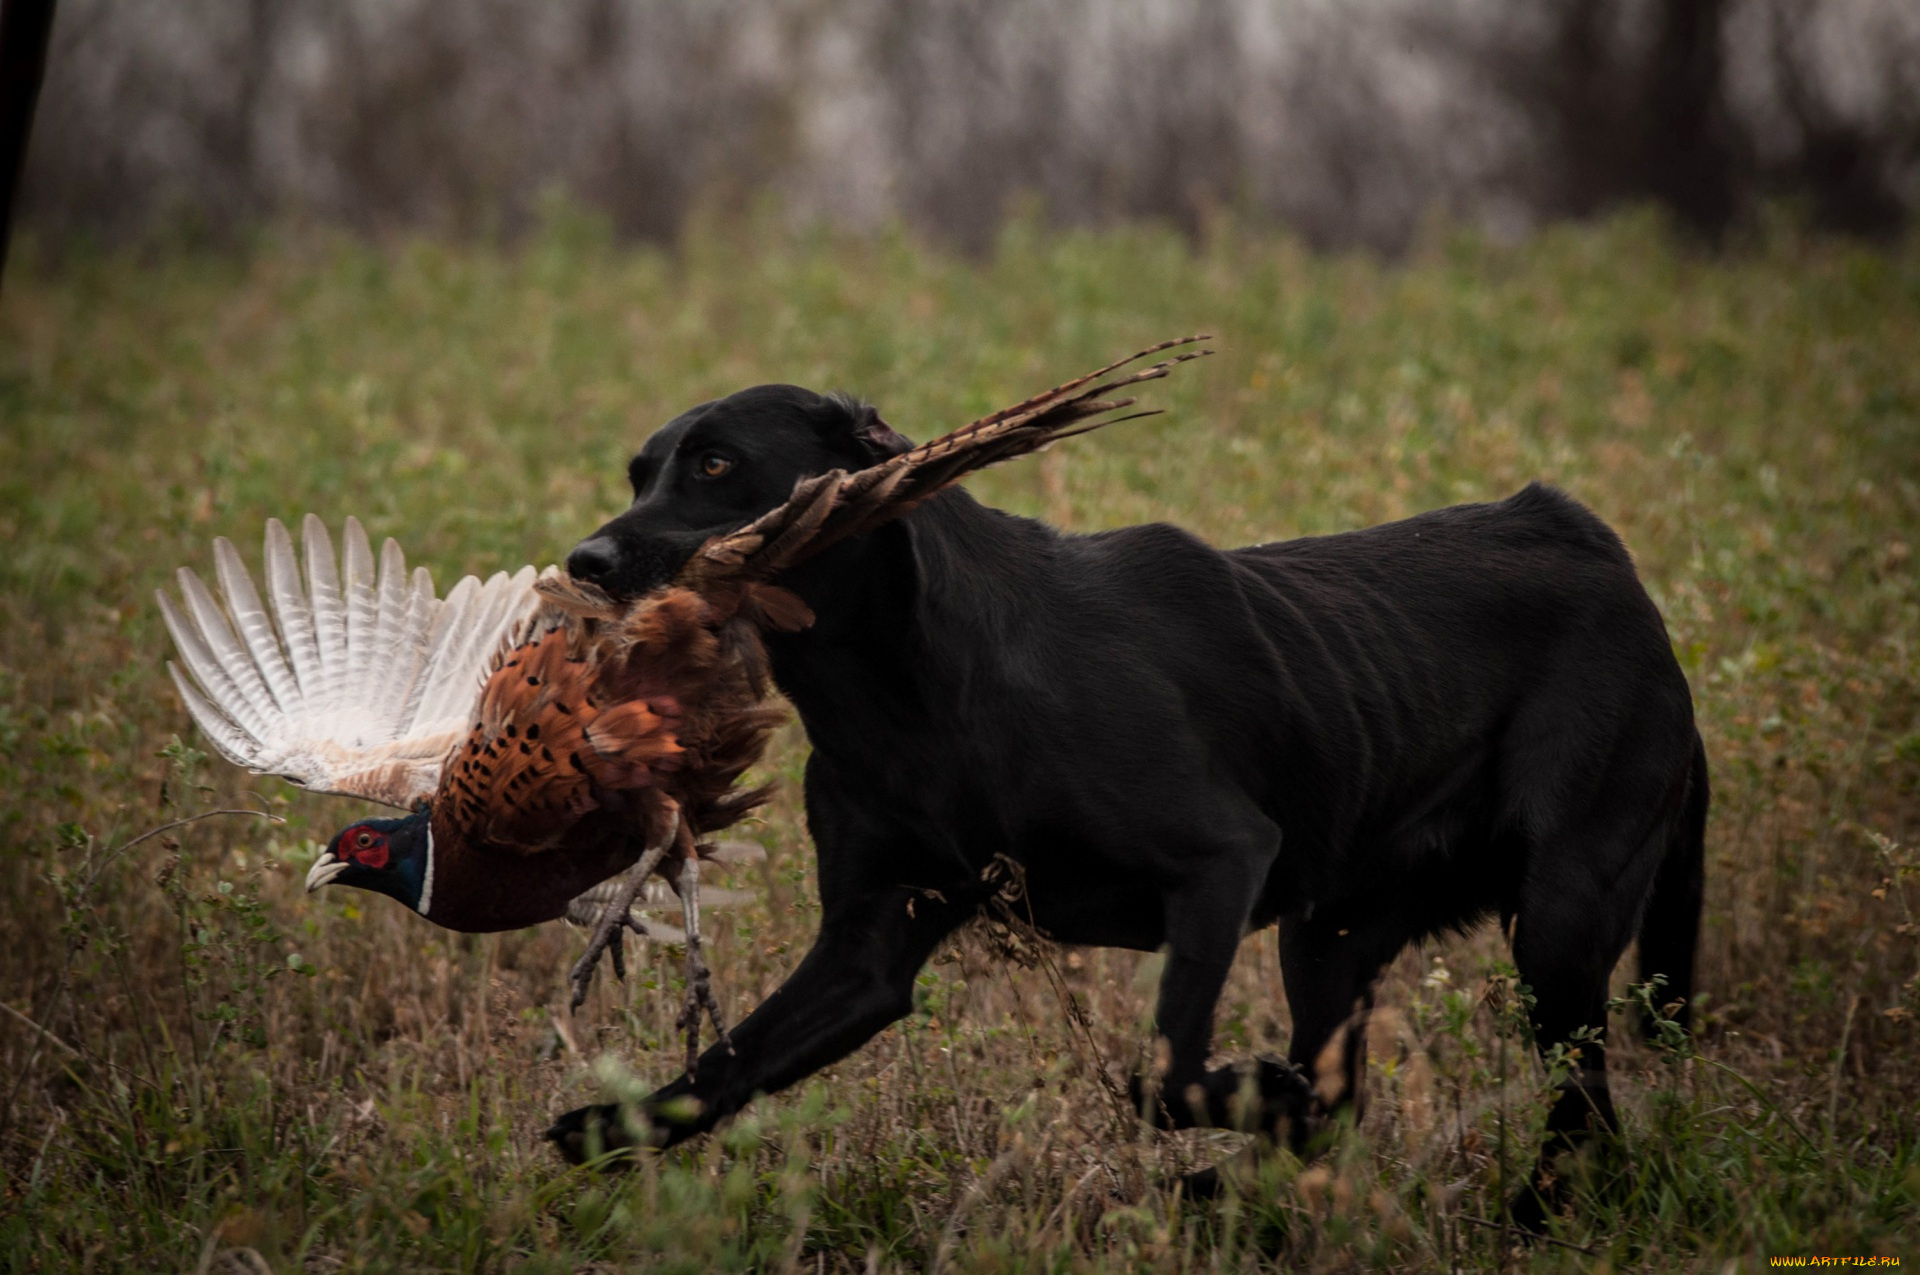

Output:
xmin=822 ymin=392 xmax=914 ymax=462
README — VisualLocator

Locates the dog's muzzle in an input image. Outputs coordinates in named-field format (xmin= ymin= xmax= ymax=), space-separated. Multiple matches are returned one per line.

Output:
xmin=565 ymin=537 xmax=622 ymax=586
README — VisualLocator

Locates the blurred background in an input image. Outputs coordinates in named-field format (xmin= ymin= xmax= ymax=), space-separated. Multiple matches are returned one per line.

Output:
xmin=15 ymin=0 xmax=1920 ymax=253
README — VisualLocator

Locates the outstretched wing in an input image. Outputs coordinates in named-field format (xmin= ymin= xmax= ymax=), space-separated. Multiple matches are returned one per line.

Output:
xmin=678 ymin=335 xmax=1213 ymax=589
xmin=159 ymin=515 xmax=553 ymax=808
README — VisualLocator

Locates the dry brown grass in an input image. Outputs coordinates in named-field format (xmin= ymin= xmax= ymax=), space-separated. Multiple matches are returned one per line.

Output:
xmin=1 ymin=209 xmax=1916 ymax=1270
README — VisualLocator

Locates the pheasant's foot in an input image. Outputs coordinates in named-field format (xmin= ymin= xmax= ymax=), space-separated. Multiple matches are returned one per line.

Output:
xmin=607 ymin=921 xmax=628 ymax=985
xmin=568 ymin=839 xmax=671 ymax=1011
xmin=676 ymin=962 xmax=703 ymax=1075
xmin=673 ymin=851 xmax=733 ymax=1075
xmin=675 ymin=934 xmax=733 ymax=1075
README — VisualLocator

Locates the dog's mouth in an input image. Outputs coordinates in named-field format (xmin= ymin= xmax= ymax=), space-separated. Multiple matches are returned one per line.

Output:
xmin=566 ymin=529 xmax=726 ymax=603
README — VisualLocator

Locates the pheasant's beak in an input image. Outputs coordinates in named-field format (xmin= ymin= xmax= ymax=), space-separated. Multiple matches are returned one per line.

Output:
xmin=306 ymin=852 xmax=348 ymax=892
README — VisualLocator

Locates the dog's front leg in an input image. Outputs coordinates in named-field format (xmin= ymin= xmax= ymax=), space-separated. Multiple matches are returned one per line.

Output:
xmin=1129 ymin=873 xmax=1251 ymax=1126
xmin=546 ymin=882 xmax=972 ymax=1162
xmin=1129 ymin=857 xmax=1309 ymax=1140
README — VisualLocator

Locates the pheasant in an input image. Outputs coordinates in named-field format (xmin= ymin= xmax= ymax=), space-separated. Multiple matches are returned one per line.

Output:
xmin=159 ymin=335 xmax=1210 ymax=1065
xmin=159 ymin=517 xmax=781 ymax=1060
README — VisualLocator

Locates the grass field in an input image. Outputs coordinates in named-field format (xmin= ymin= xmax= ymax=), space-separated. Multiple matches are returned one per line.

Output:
xmin=2 ymin=208 xmax=1917 ymax=1272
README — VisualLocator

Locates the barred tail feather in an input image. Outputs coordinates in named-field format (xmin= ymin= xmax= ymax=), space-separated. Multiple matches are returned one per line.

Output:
xmin=681 ymin=336 xmax=1213 ymax=589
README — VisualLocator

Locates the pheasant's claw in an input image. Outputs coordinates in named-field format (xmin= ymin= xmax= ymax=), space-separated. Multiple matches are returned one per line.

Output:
xmin=568 ymin=839 xmax=671 ymax=1012
xmin=608 ymin=925 xmax=628 ymax=985
xmin=713 ymin=994 xmax=736 ymax=1057
xmin=567 ymin=915 xmax=623 ymax=1012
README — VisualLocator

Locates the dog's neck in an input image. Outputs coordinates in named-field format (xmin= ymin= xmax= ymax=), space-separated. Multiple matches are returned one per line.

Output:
xmin=764 ymin=516 xmax=923 ymax=748
xmin=765 ymin=488 xmax=1047 ymax=755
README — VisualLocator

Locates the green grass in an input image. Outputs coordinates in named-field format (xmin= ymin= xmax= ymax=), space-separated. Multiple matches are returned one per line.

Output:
xmin=2 ymin=206 xmax=1918 ymax=1271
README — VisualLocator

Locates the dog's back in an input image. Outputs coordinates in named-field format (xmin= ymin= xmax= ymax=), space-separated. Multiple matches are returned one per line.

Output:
xmin=846 ymin=482 xmax=1691 ymax=935
xmin=1218 ymin=482 xmax=1695 ymax=921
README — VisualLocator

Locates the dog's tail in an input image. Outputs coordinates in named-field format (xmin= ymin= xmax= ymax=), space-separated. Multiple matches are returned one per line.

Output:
xmin=1636 ymin=730 xmax=1708 ymax=1034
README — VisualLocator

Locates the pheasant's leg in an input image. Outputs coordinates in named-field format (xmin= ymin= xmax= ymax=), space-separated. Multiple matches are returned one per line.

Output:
xmin=607 ymin=921 xmax=628 ymax=986
xmin=568 ymin=821 xmax=676 ymax=1012
xmin=691 ymin=855 xmax=735 ymax=1054
xmin=674 ymin=852 xmax=704 ymax=1073
xmin=674 ymin=849 xmax=734 ymax=1076
xmin=567 ymin=844 xmax=663 ymax=1011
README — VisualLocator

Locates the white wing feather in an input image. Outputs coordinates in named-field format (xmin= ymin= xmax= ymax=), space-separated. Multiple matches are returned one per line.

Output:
xmin=160 ymin=519 xmax=553 ymax=809
xmin=341 ymin=518 xmax=381 ymax=730
xmin=302 ymin=514 xmax=350 ymax=739
xmin=264 ymin=519 xmax=321 ymax=702
xmin=364 ymin=537 xmax=413 ymax=740
xmin=213 ymin=537 xmax=300 ymax=713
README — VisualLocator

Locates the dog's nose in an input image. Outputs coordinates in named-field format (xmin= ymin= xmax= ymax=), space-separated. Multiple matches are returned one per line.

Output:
xmin=566 ymin=537 xmax=620 ymax=584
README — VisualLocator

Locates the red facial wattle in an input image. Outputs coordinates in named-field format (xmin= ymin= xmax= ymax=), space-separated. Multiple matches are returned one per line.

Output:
xmin=346 ymin=827 xmax=390 ymax=869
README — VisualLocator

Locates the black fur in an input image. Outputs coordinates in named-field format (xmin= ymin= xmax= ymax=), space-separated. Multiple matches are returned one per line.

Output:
xmin=548 ymin=385 xmax=1707 ymax=1221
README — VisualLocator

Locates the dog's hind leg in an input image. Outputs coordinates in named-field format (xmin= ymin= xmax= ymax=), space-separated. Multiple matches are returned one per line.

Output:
xmin=1507 ymin=805 xmax=1671 ymax=1231
xmin=1635 ymin=732 xmax=1708 ymax=1036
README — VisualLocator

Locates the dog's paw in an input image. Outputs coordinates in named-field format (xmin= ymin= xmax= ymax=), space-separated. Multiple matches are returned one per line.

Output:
xmin=1504 ymin=1179 xmax=1561 ymax=1237
xmin=545 ymin=1102 xmax=641 ymax=1166
xmin=1125 ymin=1071 xmax=1174 ymax=1128
xmin=1176 ymin=1165 xmax=1225 ymax=1201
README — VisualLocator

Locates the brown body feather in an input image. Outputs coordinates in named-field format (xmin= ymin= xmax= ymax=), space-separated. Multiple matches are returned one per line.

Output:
xmin=420 ymin=582 xmax=796 ymax=928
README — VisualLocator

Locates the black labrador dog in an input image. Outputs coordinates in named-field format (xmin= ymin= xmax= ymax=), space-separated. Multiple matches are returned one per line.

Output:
xmin=547 ymin=384 xmax=1708 ymax=1223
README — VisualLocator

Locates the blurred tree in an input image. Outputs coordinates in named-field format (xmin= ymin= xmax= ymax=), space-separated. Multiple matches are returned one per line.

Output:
xmin=0 ymin=0 xmax=58 ymax=288
xmin=1514 ymin=0 xmax=1908 ymax=242
xmin=1764 ymin=0 xmax=1910 ymax=235
xmin=1640 ymin=0 xmax=1737 ymax=238
xmin=1517 ymin=0 xmax=1737 ymax=240
xmin=9 ymin=0 xmax=1914 ymax=252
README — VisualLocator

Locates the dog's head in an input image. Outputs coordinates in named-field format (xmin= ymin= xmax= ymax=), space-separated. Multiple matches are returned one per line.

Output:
xmin=567 ymin=384 xmax=913 ymax=600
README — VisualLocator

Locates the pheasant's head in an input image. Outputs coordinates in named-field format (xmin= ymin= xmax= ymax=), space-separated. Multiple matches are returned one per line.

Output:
xmin=308 ymin=809 xmax=435 ymax=917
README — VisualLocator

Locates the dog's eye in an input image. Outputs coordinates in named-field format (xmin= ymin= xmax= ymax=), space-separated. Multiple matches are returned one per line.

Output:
xmin=696 ymin=453 xmax=734 ymax=480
